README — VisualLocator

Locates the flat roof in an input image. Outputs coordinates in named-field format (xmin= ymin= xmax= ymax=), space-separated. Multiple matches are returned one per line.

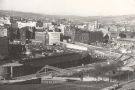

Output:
xmin=117 ymin=38 xmax=135 ymax=42
xmin=2 ymin=62 xmax=23 ymax=67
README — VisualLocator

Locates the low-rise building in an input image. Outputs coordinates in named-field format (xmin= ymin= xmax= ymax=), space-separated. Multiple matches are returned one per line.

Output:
xmin=0 ymin=17 xmax=11 ymax=25
xmin=17 ymin=21 xmax=37 ymax=29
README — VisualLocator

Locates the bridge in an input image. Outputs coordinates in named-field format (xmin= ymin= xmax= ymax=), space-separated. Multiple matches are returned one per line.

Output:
xmin=2 ymin=64 xmax=93 ymax=84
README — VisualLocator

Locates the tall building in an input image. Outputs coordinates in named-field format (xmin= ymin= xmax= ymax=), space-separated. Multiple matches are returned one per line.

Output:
xmin=74 ymin=28 xmax=103 ymax=44
xmin=48 ymin=32 xmax=60 ymax=45
xmin=64 ymin=25 xmax=76 ymax=42
xmin=109 ymin=31 xmax=119 ymax=39
xmin=35 ymin=31 xmax=47 ymax=46
xmin=0 ymin=26 xmax=9 ymax=56
xmin=35 ymin=31 xmax=61 ymax=46
xmin=0 ymin=37 xmax=9 ymax=55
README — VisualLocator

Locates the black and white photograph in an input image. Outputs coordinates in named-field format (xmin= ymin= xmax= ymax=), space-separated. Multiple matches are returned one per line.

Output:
xmin=1 ymin=0 xmax=135 ymax=90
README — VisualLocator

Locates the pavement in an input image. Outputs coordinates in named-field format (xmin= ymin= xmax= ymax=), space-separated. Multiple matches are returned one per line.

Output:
xmin=0 ymin=81 xmax=114 ymax=90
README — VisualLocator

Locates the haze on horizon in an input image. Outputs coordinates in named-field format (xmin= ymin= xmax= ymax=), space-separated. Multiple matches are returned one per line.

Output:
xmin=1 ymin=0 xmax=135 ymax=16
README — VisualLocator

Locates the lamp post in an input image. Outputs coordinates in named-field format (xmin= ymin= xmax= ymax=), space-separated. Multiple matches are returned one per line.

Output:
xmin=118 ymin=66 xmax=120 ymax=87
xmin=107 ymin=61 xmax=110 ymax=82
xmin=128 ymin=70 xmax=129 ymax=82
xmin=10 ymin=66 xmax=13 ymax=79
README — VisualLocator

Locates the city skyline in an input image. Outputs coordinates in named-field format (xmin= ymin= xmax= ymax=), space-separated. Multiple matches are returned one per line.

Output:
xmin=1 ymin=0 xmax=135 ymax=16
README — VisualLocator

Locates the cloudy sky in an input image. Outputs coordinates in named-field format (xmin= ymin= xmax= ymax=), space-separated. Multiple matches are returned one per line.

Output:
xmin=1 ymin=0 xmax=135 ymax=16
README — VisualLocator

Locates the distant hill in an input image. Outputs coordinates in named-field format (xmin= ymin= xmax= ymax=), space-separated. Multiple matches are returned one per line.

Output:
xmin=0 ymin=10 xmax=84 ymax=21
xmin=1 ymin=10 xmax=135 ymax=24
xmin=0 ymin=10 xmax=57 ymax=20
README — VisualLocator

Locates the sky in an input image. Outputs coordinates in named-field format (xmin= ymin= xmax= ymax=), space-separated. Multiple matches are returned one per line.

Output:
xmin=1 ymin=0 xmax=135 ymax=16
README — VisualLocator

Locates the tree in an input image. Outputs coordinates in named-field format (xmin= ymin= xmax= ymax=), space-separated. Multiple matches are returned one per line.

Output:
xmin=103 ymin=34 xmax=109 ymax=43
xmin=119 ymin=33 xmax=126 ymax=38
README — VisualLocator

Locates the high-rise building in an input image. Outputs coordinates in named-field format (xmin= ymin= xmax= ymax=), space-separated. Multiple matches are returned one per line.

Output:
xmin=35 ymin=31 xmax=47 ymax=46
xmin=0 ymin=37 xmax=9 ymax=55
xmin=48 ymin=32 xmax=60 ymax=45
xmin=35 ymin=31 xmax=61 ymax=46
